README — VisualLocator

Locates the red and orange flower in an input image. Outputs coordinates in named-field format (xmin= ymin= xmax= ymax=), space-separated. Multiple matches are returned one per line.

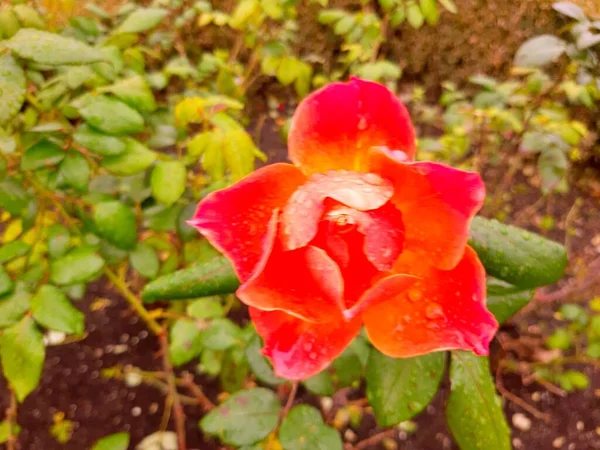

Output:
xmin=190 ymin=78 xmax=498 ymax=380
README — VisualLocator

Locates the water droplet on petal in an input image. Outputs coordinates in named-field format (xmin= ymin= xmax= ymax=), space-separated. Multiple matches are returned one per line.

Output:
xmin=357 ymin=116 xmax=368 ymax=130
xmin=303 ymin=342 xmax=312 ymax=352
xmin=408 ymin=289 xmax=423 ymax=303
xmin=363 ymin=173 xmax=383 ymax=185
xmin=309 ymin=352 xmax=318 ymax=360
xmin=425 ymin=303 xmax=445 ymax=321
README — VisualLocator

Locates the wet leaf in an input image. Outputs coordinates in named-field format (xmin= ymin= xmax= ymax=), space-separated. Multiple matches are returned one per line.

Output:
xmin=246 ymin=333 xmax=285 ymax=386
xmin=0 ymin=316 xmax=45 ymax=402
xmin=486 ymin=279 xmax=534 ymax=324
xmin=50 ymin=247 xmax=105 ymax=286
xmin=0 ymin=291 xmax=31 ymax=329
xmin=200 ymin=388 xmax=281 ymax=446
xmin=151 ymin=160 xmax=187 ymax=206
xmin=73 ymin=124 xmax=127 ymax=156
xmin=80 ymin=96 xmax=145 ymax=136
xmin=94 ymin=201 xmax=138 ymax=250
xmin=114 ymin=7 xmax=169 ymax=34
xmin=447 ymin=352 xmax=510 ymax=450
xmin=0 ymin=179 xmax=30 ymax=216
xmin=366 ymin=349 xmax=444 ymax=426
xmin=0 ymin=53 xmax=26 ymax=125
xmin=514 ymin=35 xmax=567 ymax=67
xmin=170 ymin=319 xmax=204 ymax=366
xmin=142 ymin=256 xmax=240 ymax=303
xmin=0 ymin=241 xmax=31 ymax=264
xmin=279 ymin=405 xmax=343 ymax=450
xmin=7 ymin=29 xmax=105 ymax=65
xmin=102 ymin=138 xmax=157 ymax=175
xmin=100 ymin=76 xmax=157 ymax=113
xmin=57 ymin=151 xmax=91 ymax=192
xmin=31 ymin=285 xmax=84 ymax=334
xmin=129 ymin=243 xmax=160 ymax=279
xmin=21 ymin=139 xmax=65 ymax=171
xmin=0 ymin=266 xmax=14 ymax=297
xmin=469 ymin=217 xmax=567 ymax=288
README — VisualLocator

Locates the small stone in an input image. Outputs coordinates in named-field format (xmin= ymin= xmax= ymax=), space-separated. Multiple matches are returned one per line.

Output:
xmin=531 ymin=392 xmax=542 ymax=402
xmin=513 ymin=438 xmax=523 ymax=448
xmin=512 ymin=413 xmax=532 ymax=431
xmin=131 ymin=406 xmax=142 ymax=417
xmin=382 ymin=438 xmax=398 ymax=450
xmin=576 ymin=421 xmax=584 ymax=431
xmin=553 ymin=436 xmax=566 ymax=448
xmin=320 ymin=397 xmax=333 ymax=414
xmin=344 ymin=429 xmax=357 ymax=442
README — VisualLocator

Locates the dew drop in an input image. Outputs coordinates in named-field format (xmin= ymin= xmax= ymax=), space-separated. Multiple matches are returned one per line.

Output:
xmin=309 ymin=352 xmax=317 ymax=360
xmin=357 ymin=116 xmax=368 ymax=130
xmin=363 ymin=172 xmax=383 ymax=185
xmin=425 ymin=303 xmax=445 ymax=321
xmin=302 ymin=342 xmax=312 ymax=352
xmin=408 ymin=289 xmax=423 ymax=303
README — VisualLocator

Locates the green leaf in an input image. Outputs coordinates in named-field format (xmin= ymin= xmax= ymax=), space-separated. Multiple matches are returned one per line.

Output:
xmin=12 ymin=5 xmax=46 ymax=29
xmin=0 ymin=420 xmax=21 ymax=444
xmin=130 ymin=243 xmax=160 ymax=279
xmin=50 ymin=247 xmax=105 ymax=286
xmin=246 ymin=333 xmax=284 ymax=386
xmin=0 ymin=241 xmax=31 ymax=264
xmin=0 ymin=8 xmax=21 ymax=40
xmin=142 ymin=256 xmax=240 ymax=303
xmin=102 ymin=138 xmax=157 ymax=175
xmin=276 ymin=57 xmax=300 ymax=86
xmin=229 ymin=0 xmax=259 ymax=29
xmin=333 ymin=15 xmax=355 ymax=35
xmin=366 ymin=350 xmax=444 ymax=426
xmin=187 ymin=297 xmax=225 ymax=319
xmin=0 ymin=316 xmax=45 ymax=402
xmin=0 ymin=266 xmax=14 ymax=297
xmin=203 ymin=318 xmax=243 ymax=351
xmin=446 ymin=352 xmax=510 ymax=450
xmin=80 ymin=96 xmax=145 ymax=136
xmin=223 ymin=129 xmax=258 ymax=180
xmin=94 ymin=201 xmax=138 ymax=250
xmin=303 ymin=371 xmax=335 ymax=396
xmin=57 ymin=151 xmax=90 ymax=192
xmin=486 ymin=279 xmax=534 ymax=324
xmin=92 ymin=432 xmax=130 ymax=450
xmin=547 ymin=328 xmax=571 ymax=350
xmin=47 ymin=224 xmax=71 ymax=259
xmin=0 ymin=53 xmax=26 ymax=125
xmin=21 ymin=139 xmax=65 ymax=171
xmin=7 ymin=29 xmax=105 ymax=65
xmin=0 ymin=291 xmax=31 ymax=329
xmin=514 ymin=35 xmax=567 ymax=67
xmin=420 ymin=0 xmax=439 ymax=25
xmin=169 ymin=319 xmax=204 ymax=366
xmin=73 ymin=124 xmax=127 ymax=156
xmin=0 ymin=179 xmax=29 ymax=216
xmin=318 ymin=9 xmax=347 ymax=24
xmin=31 ymin=285 xmax=84 ymax=334
xmin=114 ymin=7 xmax=169 ymax=34
xmin=221 ymin=345 xmax=249 ymax=392
xmin=469 ymin=216 xmax=567 ymax=288
xmin=100 ymin=76 xmax=157 ymax=113
xmin=200 ymin=388 xmax=281 ymax=446
xmin=151 ymin=161 xmax=187 ymax=206
xmin=279 ymin=405 xmax=343 ymax=450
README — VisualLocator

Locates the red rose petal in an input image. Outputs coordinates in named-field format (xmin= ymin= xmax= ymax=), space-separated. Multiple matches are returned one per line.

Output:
xmin=362 ymin=247 xmax=498 ymax=358
xmin=250 ymin=307 xmax=362 ymax=380
xmin=237 ymin=241 xmax=345 ymax=323
xmin=288 ymin=78 xmax=416 ymax=176
xmin=189 ymin=163 xmax=306 ymax=281
xmin=369 ymin=147 xmax=485 ymax=270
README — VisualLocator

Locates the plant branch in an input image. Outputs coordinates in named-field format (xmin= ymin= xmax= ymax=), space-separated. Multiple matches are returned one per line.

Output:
xmin=6 ymin=389 xmax=18 ymax=450
xmin=159 ymin=333 xmax=187 ymax=450
xmin=180 ymin=372 xmax=215 ymax=411
xmin=354 ymin=429 xmax=396 ymax=450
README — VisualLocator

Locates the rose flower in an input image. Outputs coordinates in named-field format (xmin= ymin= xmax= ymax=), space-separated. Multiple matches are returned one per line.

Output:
xmin=190 ymin=78 xmax=498 ymax=380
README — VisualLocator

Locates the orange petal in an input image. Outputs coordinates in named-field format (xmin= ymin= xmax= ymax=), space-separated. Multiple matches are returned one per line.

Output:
xmin=189 ymin=163 xmax=306 ymax=282
xmin=369 ymin=148 xmax=485 ymax=270
xmin=238 ymin=241 xmax=345 ymax=323
xmin=281 ymin=171 xmax=393 ymax=250
xmin=363 ymin=247 xmax=498 ymax=358
xmin=343 ymin=273 xmax=418 ymax=321
xmin=288 ymin=78 xmax=416 ymax=176
xmin=250 ymin=307 xmax=361 ymax=380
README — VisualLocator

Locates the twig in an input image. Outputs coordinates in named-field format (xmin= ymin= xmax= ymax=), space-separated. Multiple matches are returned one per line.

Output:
xmin=159 ymin=333 xmax=187 ymax=450
xmin=6 ymin=389 xmax=18 ymax=450
xmin=496 ymin=367 xmax=550 ymax=422
xmin=354 ymin=429 xmax=396 ymax=450
xmin=180 ymin=372 xmax=215 ymax=412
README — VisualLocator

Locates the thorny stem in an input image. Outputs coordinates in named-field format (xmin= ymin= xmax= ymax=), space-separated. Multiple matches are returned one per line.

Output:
xmin=6 ymin=389 xmax=17 ymax=450
xmin=180 ymin=372 xmax=216 ymax=412
xmin=282 ymin=382 xmax=299 ymax=419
